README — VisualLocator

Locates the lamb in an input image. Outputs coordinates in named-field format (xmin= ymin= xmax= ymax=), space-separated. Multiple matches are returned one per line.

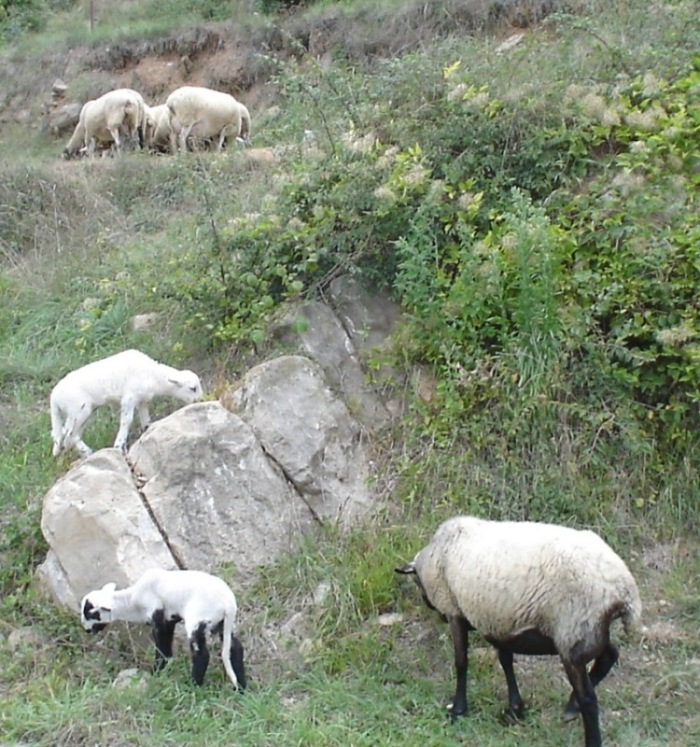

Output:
xmin=144 ymin=103 xmax=171 ymax=152
xmin=80 ymin=568 xmax=246 ymax=689
xmin=63 ymin=88 xmax=148 ymax=159
xmin=396 ymin=516 xmax=642 ymax=747
xmin=164 ymin=86 xmax=249 ymax=153
xmin=50 ymin=349 xmax=202 ymax=457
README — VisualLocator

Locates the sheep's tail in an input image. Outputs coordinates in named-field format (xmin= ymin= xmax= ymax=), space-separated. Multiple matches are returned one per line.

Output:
xmin=221 ymin=610 xmax=239 ymax=689
xmin=613 ymin=579 xmax=643 ymax=635
xmin=239 ymin=108 xmax=251 ymax=142
xmin=621 ymin=588 xmax=643 ymax=634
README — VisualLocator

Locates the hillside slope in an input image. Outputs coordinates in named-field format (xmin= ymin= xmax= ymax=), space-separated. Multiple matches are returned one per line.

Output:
xmin=1 ymin=1 xmax=699 ymax=746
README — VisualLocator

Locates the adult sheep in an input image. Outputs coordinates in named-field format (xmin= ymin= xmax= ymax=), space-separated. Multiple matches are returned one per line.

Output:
xmin=63 ymin=88 xmax=148 ymax=159
xmin=396 ymin=516 xmax=642 ymax=747
xmin=50 ymin=349 xmax=202 ymax=457
xmin=81 ymin=568 xmax=246 ymax=689
xmin=165 ymin=85 xmax=249 ymax=153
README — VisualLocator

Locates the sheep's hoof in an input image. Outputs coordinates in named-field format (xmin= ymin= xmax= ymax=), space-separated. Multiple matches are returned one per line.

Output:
xmin=501 ymin=704 xmax=525 ymax=725
xmin=563 ymin=694 xmax=580 ymax=721
xmin=446 ymin=703 xmax=467 ymax=721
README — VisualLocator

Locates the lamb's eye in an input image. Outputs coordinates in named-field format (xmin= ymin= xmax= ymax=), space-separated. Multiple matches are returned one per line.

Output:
xmin=189 ymin=385 xmax=198 ymax=392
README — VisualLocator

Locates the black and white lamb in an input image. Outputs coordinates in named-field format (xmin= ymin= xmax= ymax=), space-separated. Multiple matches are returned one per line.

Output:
xmin=396 ymin=515 xmax=642 ymax=747
xmin=50 ymin=349 xmax=202 ymax=457
xmin=80 ymin=568 xmax=246 ymax=689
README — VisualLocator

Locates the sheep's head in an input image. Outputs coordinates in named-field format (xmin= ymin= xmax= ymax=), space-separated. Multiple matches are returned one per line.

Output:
xmin=395 ymin=554 xmax=447 ymax=621
xmin=80 ymin=582 xmax=117 ymax=633
xmin=168 ymin=371 xmax=203 ymax=404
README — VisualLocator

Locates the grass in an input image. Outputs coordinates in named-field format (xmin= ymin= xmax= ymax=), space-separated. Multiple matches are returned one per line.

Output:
xmin=1 ymin=0 xmax=700 ymax=744
xmin=2 ymin=552 xmax=698 ymax=746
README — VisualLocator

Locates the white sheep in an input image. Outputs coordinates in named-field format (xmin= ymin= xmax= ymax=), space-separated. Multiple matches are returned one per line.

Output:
xmin=396 ymin=516 xmax=642 ymax=747
xmin=50 ymin=349 xmax=202 ymax=457
xmin=144 ymin=103 xmax=171 ymax=152
xmin=164 ymin=85 xmax=248 ymax=153
xmin=80 ymin=568 xmax=246 ymax=688
xmin=63 ymin=88 xmax=148 ymax=159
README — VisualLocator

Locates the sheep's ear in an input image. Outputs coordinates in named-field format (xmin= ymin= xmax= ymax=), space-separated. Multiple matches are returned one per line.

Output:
xmin=395 ymin=562 xmax=416 ymax=575
xmin=100 ymin=582 xmax=117 ymax=593
xmin=168 ymin=375 xmax=192 ymax=389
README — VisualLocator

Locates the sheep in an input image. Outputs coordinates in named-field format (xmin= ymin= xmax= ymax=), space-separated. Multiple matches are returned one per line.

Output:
xmin=396 ymin=516 xmax=642 ymax=747
xmin=164 ymin=86 xmax=249 ymax=154
xmin=144 ymin=103 xmax=171 ymax=152
xmin=80 ymin=568 xmax=246 ymax=689
xmin=50 ymin=349 xmax=202 ymax=457
xmin=63 ymin=88 xmax=148 ymax=159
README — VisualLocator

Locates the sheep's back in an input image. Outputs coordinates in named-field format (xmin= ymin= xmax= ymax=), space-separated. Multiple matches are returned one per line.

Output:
xmin=147 ymin=569 xmax=237 ymax=623
xmin=51 ymin=350 xmax=160 ymax=406
xmin=167 ymin=86 xmax=240 ymax=133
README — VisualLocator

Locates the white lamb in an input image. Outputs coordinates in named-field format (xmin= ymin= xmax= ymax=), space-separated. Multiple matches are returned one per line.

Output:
xmin=63 ymin=88 xmax=148 ymax=158
xmin=396 ymin=516 xmax=642 ymax=747
xmin=164 ymin=85 xmax=248 ymax=153
xmin=144 ymin=103 xmax=171 ymax=152
xmin=80 ymin=568 xmax=246 ymax=688
xmin=50 ymin=349 xmax=203 ymax=457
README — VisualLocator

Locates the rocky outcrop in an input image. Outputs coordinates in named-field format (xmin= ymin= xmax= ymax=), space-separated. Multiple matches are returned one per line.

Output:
xmin=37 ymin=449 xmax=177 ymax=611
xmin=130 ymin=399 xmax=316 ymax=575
xmin=38 ymin=358 xmax=378 ymax=611
xmin=224 ymin=356 xmax=372 ymax=525
xmin=37 ymin=280 xmax=402 ymax=612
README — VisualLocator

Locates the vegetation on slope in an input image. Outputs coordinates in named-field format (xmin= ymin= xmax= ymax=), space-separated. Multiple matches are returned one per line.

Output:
xmin=1 ymin=0 xmax=699 ymax=745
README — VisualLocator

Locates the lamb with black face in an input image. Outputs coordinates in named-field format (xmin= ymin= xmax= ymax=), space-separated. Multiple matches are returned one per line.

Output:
xmin=81 ymin=599 xmax=108 ymax=634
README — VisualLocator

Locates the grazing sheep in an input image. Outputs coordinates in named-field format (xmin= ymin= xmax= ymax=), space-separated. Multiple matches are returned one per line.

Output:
xmin=396 ymin=516 xmax=642 ymax=747
xmin=165 ymin=85 xmax=248 ymax=153
xmin=50 ymin=349 xmax=202 ymax=457
xmin=63 ymin=88 xmax=148 ymax=159
xmin=81 ymin=568 xmax=246 ymax=688
xmin=144 ymin=103 xmax=171 ymax=152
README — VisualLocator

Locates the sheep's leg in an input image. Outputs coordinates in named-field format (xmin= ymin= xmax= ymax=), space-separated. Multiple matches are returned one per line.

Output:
xmin=109 ymin=126 xmax=121 ymax=154
xmin=496 ymin=647 xmax=525 ymax=721
xmin=217 ymin=125 xmax=234 ymax=151
xmin=151 ymin=609 xmax=177 ymax=672
xmin=50 ymin=405 xmax=65 ymax=456
xmin=114 ymin=400 xmax=137 ymax=452
xmin=189 ymin=622 xmax=210 ymax=685
xmin=137 ymin=404 xmax=151 ymax=430
xmin=179 ymin=122 xmax=197 ymax=154
xmin=561 ymin=657 xmax=602 ymax=747
xmin=448 ymin=616 xmax=471 ymax=718
xmin=64 ymin=402 xmax=94 ymax=457
xmin=564 ymin=643 xmax=619 ymax=719
xmin=228 ymin=634 xmax=247 ymax=690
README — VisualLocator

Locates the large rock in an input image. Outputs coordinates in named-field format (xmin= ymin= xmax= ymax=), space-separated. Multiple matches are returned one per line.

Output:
xmin=37 ymin=449 xmax=177 ymax=611
xmin=270 ymin=301 xmax=392 ymax=428
xmin=38 ymin=356 xmax=379 ymax=611
xmin=327 ymin=275 xmax=401 ymax=358
xmin=130 ymin=401 xmax=316 ymax=576
xmin=225 ymin=355 xmax=373 ymax=526
xmin=47 ymin=102 xmax=82 ymax=137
